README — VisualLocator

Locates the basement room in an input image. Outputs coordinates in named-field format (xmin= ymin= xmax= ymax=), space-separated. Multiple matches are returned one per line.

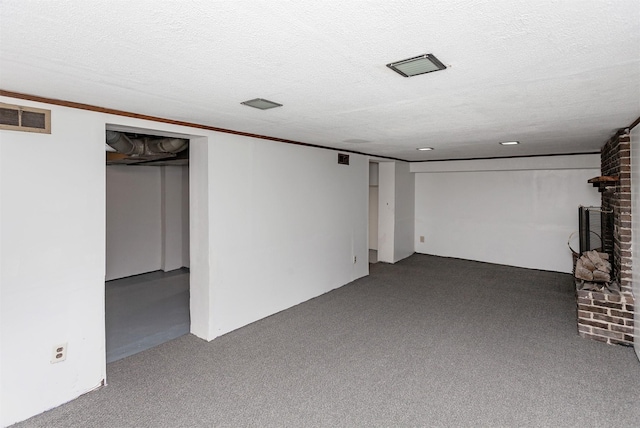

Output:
xmin=1 ymin=1 xmax=639 ymax=427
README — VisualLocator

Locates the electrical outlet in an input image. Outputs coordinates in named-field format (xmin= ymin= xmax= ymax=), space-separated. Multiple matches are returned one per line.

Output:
xmin=420 ymin=236 xmax=425 ymax=243
xmin=51 ymin=343 xmax=67 ymax=363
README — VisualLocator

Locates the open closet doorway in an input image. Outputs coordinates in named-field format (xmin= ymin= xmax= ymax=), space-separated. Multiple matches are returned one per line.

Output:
xmin=369 ymin=162 xmax=379 ymax=264
xmin=104 ymin=127 xmax=191 ymax=363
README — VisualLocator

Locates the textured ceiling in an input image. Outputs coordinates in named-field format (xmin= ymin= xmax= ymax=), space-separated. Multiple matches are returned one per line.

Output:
xmin=1 ymin=0 xmax=639 ymax=161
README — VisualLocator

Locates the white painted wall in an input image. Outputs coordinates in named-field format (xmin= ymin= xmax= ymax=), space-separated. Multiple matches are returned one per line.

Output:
xmin=106 ymin=165 xmax=189 ymax=280
xmin=377 ymin=161 xmax=415 ymax=263
xmin=181 ymin=166 xmax=190 ymax=268
xmin=410 ymin=154 xmax=600 ymax=173
xmin=187 ymin=137 xmax=212 ymax=340
xmin=1 ymin=102 xmax=106 ymax=426
xmin=378 ymin=162 xmax=396 ymax=263
xmin=205 ymin=137 xmax=369 ymax=337
xmin=106 ymin=165 xmax=162 ymax=279
xmin=369 ymin=186 xmax=378 ymax=250
xmin=161 ymin=166 xmax=189 ymax=272
xmin=0 ymin=105 xmax=3 ymax=428
xmin=393 ymin=162 xmax=415 ymax=262
xmin=369 ymin=162 xmax=379 ymax=251
xmin=630 ymin=125 xmax=640 ymax=361
xmin=369 ymin=162 xmax=379 ymax=186
xmin=414 ymin=156 xmax=601 ymax=273
xmin=0 ymin=96 xmax=370 ymax=425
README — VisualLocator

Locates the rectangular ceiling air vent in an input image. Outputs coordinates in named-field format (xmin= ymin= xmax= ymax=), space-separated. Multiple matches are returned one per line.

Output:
xmin=240 ymin=98 xmax=283 ymax=110
xmin=386 ymin=54 xmax=446 ymax=77
xmin=0 ymin=102 xmax=51 ymax=134
xmin=338 ymin=153 xmax=350 ymax=165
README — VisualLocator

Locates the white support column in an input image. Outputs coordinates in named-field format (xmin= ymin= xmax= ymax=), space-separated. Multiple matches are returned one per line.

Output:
xmin=378 ymin=162 xmax=396 ymax=263
xmin=188 ymin=137 xmax=214 ymax=340
xmin=161 ymin=165 xmax=186 ymax=272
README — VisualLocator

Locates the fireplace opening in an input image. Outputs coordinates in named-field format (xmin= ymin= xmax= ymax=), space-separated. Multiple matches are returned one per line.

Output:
xmin=577 ymin=205 xmax=612 ymax=255
xmin=574 ymin=206 xmax=614 ymax=291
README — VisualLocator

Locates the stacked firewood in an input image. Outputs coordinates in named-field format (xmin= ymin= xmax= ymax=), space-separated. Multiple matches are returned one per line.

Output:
xmin=575 ymin=250 xmax=611 ymax=283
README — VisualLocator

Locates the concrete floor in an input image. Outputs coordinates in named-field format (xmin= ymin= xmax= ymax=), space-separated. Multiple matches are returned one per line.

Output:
xmin=105 ymin=268 xmax=190 ymax=363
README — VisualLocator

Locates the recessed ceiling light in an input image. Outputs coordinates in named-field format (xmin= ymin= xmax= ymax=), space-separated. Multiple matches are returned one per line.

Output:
xmin=500 ymin=141 xmax=520 ymax=145
xmin=241 ymin=98 xmax=283 ymax=110
xmin=387 ymin=54 xmax=447 ymax=77
xmin=417 ymin=147 xmax=434 ymax=151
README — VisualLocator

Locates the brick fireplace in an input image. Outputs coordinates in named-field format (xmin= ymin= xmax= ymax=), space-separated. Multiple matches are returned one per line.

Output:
xmin=577 ymin=131 xmax=635 ymax=346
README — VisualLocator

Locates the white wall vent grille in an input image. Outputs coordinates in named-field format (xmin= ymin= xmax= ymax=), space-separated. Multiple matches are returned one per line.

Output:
xmin=0 ymin=102 xmax=51 ymax=134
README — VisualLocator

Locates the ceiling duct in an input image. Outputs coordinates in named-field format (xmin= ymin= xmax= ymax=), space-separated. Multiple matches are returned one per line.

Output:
xmin=106 ymin=131 xmax=188 ymax=156
xmin=105 ymin=131 xmax=189 ymax=165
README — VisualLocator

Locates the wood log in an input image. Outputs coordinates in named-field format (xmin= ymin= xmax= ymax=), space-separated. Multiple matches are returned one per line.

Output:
xmin=580 ymin=255 xmax=596 ymax=272
xmin=581 ymin=282 xmax=601 ymax=291
xmin=607 ymin=281 xmax=620 ymax=292
xmin=586 ymin=250 xmax=602 ymax=265
xmin=597 ymin=252 xmax=610 ymax=261
xmin=595 ymin=259 xmax=610 ymax=273
xmin=575 ymin=259 xmax=594 ymax=281
xmin=593 ymin=270 xmax=610 ymax=282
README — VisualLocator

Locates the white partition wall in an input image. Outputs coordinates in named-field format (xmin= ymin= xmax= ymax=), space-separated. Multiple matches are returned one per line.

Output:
xmin=187 ymin=136 xmax=213 ymax=340
xmin=377 ymin=161 xmax=415 ymax=263
xmin=413 ymin=155 xmax=601 ymax=273
xmin=369 ymin=162 xmax=379 ymax=251
xmin=378 ymin=162 xmax=395 ymax=263
xmin=106 ymin=165 xmax=162 ymax=279
xmin=393 ymin=162 xmax=415 ymax=262
xmin=369 ymin=186 xmax=378 ymax=250
xmin=0 ymin=95 xmax=370 ymax=426
xmin=206 ymin=138 xmax=369 ymax=336
xmin=161 ymin=166 xmax=189 ymax=272
xmin=0 ymin=103 xmax=107 ymax=426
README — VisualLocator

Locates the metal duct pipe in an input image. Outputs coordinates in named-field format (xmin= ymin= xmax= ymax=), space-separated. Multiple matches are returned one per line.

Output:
xmin=147 ymin=137 xmax=188 ymax=154
xmin=106 ymin=131 xmax=144 ymax=155
xmin=105 ymin=131 xmax=188 ymax=156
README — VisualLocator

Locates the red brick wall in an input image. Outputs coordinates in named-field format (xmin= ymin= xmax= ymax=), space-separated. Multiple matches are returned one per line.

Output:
xmin=577 ymin=133 xmax=634 ymax=346
xmin=601 ymin=134 xmax=632 ymax=293
xmin=577 ymin=289 xmax=635 ymax=345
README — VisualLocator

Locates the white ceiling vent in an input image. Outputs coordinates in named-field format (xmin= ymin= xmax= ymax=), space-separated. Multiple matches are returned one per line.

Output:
xmin=0 ymin=102 xmax=51 ymax=134
xmin=241 ymin=98 xmax=283 ymax=110
xmin=386 ymin=54 xmax=446 ymax=77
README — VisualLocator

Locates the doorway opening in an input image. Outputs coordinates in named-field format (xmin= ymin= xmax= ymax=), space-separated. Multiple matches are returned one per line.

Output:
xmin=105 ymin=126 xmax=191 ymax=363
xmin=369 ymin=162 xmax=379 ymax=264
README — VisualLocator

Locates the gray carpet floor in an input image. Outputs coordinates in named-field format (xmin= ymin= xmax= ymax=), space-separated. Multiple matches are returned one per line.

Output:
xmin=14 ymin=254 xmax=640 ymax=427
xmin=106 ymin=268 xmax=190 ymax=363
